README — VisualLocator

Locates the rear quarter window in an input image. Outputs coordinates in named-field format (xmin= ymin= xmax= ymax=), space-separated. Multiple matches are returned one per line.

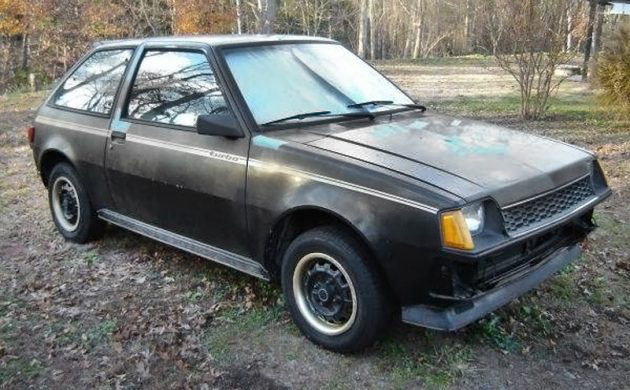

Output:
xmin=52 ymin=49 xmax=133 ymax=115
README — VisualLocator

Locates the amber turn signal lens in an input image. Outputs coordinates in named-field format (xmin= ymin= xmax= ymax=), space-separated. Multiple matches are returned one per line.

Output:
xmin=440 ymin=210 xmax=474 ymax=250
xmin=27 ymin=126 xmax=35 ymax=143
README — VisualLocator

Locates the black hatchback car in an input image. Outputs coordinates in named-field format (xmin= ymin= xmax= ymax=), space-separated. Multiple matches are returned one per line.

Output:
xmin=30 ymin=35 xmax=610 ymax=352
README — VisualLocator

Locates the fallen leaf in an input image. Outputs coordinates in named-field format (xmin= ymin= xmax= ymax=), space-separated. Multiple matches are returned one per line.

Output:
xmin=112 ymin=342 xmax=123 ymax=353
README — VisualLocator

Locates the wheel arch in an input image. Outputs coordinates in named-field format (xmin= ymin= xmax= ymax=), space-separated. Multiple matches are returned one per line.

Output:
xmin=39 ymin=149 xmax=75 ymax=187
xmin=263 ymin=206 xmax=389 ymax=289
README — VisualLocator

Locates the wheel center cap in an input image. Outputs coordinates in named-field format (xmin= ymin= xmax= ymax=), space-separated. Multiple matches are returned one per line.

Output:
xmin=317 ymin=288 xmax=329 ymax=302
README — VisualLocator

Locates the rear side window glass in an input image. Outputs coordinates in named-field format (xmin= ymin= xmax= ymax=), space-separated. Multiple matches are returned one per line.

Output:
xmin=53 ymin=49 xmax=133 ymax=114
xmin=125 ymin=50 xmax=228 ymax=127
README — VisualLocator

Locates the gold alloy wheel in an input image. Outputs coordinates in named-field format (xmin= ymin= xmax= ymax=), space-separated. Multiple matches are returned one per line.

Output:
xmin=292 ymin=252 xmax=358 ymax=336
xmin=51 ymin=176 xmax=81 ymax=232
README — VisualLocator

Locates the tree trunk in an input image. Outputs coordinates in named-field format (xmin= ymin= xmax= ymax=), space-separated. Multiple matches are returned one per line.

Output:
xmin=566 ymin=8 xmax=573 ymax=51
xmin=21 ymin=34 xmax=28 ymax=70
xmin=581 ymin=0 xmax=597 ymax=80
xmin=403 ymin=20 xmax=411 ymax=59
xmin=169 ymin=0 xmax=177 ymax=34
xmin=464 ymin=0 xmax=471 ymax=54
xmin=260 ymin=0 xmax=276 ymax=34
xmin=63 ymin=46 xmax=67 ymax=73
xmin=328 ymin=15 xmax=333 ymax=39
xmin=28 ymin=73 xmax=36 ymax=92
xmin=235 ymin=0 xmax=242 ymax=34
xmin=368 ymin=0 xmax=376 ymax=60
xmin=592 ymin=3 xmax=604 ymax=68
xmin=381 ymin=25 xmax=386 ymax=59
xmin=53 ymin=46 xmax=58 ymax=79
xmin=412 ymin=0 xmax=422 ymax=59
xmin=412 ymin=26 xmax=421 ymax=59
xmin=357 ymin=0 xmax=368 ymax=58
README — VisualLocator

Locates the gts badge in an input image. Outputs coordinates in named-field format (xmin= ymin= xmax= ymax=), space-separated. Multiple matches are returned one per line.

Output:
xmin=208 ymin=150 xmax=241 ymax=163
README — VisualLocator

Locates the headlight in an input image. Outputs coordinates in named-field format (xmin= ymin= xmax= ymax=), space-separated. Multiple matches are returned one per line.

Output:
xmin=461 ymin=202 xmax=485 ymax=236
xmin=440 ymin=202 xmax=485 ymax=250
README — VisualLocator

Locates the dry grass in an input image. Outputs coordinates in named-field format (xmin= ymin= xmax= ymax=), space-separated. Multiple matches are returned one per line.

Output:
xmin=0 ymin=61 xmax=628 ymax=389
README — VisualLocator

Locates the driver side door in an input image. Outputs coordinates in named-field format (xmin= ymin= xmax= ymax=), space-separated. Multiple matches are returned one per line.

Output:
xmin=104 ymin=45 xmax=251 ymax=256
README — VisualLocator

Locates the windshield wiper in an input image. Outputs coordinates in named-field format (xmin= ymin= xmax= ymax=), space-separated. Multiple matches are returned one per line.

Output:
xmin=262 ymin=111 xmax=376 ymax=127
xmin=261 ymin=110 xmax=331 ymax=126
xmin=399 ymin=103 xmax=427 ymax=112
xmin=336 ymin=112 xmax=376 ymax=120
xmin=347 ymin=100 xmax=427 ymax=112
xmin=347 ymin=100 xmax=394 ymax=109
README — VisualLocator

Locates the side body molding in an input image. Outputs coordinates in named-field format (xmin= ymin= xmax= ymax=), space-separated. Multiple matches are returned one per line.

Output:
xmin=98 ymin=209 xmax=269 ymax=279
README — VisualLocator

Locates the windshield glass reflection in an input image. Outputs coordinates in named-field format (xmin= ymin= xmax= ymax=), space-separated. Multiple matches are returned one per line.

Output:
xmin=224 ymin=43 xmax=413 ymax=125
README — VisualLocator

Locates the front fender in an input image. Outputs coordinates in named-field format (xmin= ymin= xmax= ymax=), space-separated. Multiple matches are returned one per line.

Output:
xmin=246 ymin=142 xmax=459 ymax=303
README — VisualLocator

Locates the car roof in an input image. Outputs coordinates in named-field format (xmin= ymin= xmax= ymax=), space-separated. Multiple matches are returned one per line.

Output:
xmin=94 ymin=34 xmax=337 ymax=49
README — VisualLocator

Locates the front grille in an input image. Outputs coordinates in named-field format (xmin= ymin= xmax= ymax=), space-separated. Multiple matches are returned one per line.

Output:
xmin=474 ymin=229 xmax=564 ymax=289
xmin=501 ymin=176 xmax=594 ymax=235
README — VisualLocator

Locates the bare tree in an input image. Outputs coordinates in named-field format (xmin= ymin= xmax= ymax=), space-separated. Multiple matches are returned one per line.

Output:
xmin=591 ymin=2 xmax=605 ymax=69
xmin=566 ymin=7 xmax=574 ymax=51
xmin=0 ymin=0 xmax=608 ymax=93
xmin=122 ymin=0 xmax=173 ymax=36
xmin=463 ymin=0 xmax=471 ymax=53
xmin=259 ymin=0 xmax=276 ymax=33
xmin=368 ymin=0 xmax=376 ymax=59
xmin=357 ymin=0 xmax=368 ymax=58
xmin=486 ymin=0 xmax=582 ymax=119
xmin=581 ymin=0 xmax=598 ymax=80
xmin=235 ymin=0 xmax=243 ymax=33
xmin=411 ymin=0 xmax=423 ymax=59
xmin=294 ymin=0 xmax=330 ymax=36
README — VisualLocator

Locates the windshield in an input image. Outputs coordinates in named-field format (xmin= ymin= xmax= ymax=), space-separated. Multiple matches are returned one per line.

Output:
xmin=223 ymin=43 xmax=414 ymax=125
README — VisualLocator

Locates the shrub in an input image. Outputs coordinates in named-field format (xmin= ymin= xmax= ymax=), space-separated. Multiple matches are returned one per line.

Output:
xmin=484 ymin=0 xmax=580 ymax=120
xmin=597 ymin=24 xmax=630 ymax=119
xmin=9 ymin=68 xmax=52 ymax=92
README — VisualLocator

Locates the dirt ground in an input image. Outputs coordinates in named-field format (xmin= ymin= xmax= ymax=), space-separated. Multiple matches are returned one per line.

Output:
xmin=1 ymin=60 xmax=629 ymax=389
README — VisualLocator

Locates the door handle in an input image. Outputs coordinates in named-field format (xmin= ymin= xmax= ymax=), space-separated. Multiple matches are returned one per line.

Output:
xmin=111 ymin=130 xmax=126 ymax=141
xmin=109 ymin=130 xmax=126 ymax=148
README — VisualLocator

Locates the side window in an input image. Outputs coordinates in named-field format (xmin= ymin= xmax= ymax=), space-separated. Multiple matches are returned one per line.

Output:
xmin=53 ymin=49 xmax=133 ymax=114
xmin=125 ymin=50 xmax=228 ymax=127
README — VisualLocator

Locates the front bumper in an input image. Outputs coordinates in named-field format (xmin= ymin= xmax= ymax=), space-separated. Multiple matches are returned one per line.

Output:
xmin=401 ymin=241 xmax=580 ymax=331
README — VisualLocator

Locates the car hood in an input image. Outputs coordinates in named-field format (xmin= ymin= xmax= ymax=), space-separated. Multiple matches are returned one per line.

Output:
xmin=297 ymin=113 xmax=594 ymax=206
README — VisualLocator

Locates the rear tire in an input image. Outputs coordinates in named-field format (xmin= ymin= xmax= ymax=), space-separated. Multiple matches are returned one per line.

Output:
xmin=48 ymin=163 xmax=104 ymax=243
xmin=281 ymin=226 xmax=392 ymax=352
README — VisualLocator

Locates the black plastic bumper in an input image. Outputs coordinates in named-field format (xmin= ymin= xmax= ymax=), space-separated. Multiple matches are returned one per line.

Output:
xmin=401 ymin=243 xmax=580 ymax=331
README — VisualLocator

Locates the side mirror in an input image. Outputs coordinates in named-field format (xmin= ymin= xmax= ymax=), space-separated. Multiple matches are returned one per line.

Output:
xmin=196 ymin=113 xmax=244 ymax=138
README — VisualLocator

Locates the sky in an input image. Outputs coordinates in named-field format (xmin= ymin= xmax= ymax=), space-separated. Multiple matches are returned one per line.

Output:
xmin=611 ymin=3 xmax=630 ymax=14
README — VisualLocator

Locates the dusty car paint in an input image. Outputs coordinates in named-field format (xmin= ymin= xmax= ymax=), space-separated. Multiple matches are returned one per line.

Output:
xmin=301 ymin=112 xmax=593 ymax=206
xmin=31 ymin=35 xmax=611 ymax=330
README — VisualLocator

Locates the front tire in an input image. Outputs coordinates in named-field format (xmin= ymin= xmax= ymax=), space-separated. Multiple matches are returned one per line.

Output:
xmin=48 ymin=163 xmax=104 ymax=243
xmin=281 ymin=226 xmax=392 ymax=352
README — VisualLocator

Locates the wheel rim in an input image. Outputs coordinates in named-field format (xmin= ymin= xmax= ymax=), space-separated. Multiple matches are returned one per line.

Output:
xmin=292 ymin=253 xmax=357 ymax=336
xmin=51 ymin=176 xmax=80 ymax=232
